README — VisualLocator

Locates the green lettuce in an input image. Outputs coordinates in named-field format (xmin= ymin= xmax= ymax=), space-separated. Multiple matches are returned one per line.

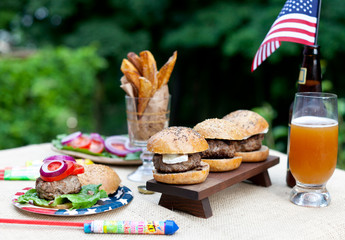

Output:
xmin=16 ymin=184 xmax=108 ymax=209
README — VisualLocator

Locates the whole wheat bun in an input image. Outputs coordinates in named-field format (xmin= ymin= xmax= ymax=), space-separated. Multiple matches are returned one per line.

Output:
xmin=193 ymin=118 xmax=246 ymax=140
xmin=235 ymin=145 xmax=269 ymax=162
xmin=147 ymin=126 xmax=209 ymax=154
xmin=153 ymin=161 xmax=209 ymax=184
xmin=78 ymin=164 xmax=121 ymax=195
xmin=223 ymin=110 xmax=269 ymax=138
xmin=202 ymin=156 xmax=242 ymax=172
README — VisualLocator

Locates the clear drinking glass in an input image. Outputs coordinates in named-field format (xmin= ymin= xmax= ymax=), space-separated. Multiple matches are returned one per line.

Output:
xmin=125 ymin=95 xmax=171 ymax=182
xmin=289 ymin=92 xmax=338 ymax=207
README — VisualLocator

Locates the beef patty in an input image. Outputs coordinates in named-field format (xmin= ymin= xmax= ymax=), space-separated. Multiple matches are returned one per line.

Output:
xmin=153 ymin=153 xmax=201 ymax=173
xmin=235 ymin=134 xmax=264 ymax=152
xmin=200 ymin=139 xmax=236 ymax=159
xmin=36 ymin=175 xmax=82 ymax=200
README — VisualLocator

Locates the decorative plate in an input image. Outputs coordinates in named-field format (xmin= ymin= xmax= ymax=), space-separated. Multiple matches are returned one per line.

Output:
xmin=12 ymin=185 xmax=133 ymax=216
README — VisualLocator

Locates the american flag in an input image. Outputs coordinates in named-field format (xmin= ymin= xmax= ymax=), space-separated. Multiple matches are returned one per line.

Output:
xmin=252 ymin=0 xmax=320 ymax=72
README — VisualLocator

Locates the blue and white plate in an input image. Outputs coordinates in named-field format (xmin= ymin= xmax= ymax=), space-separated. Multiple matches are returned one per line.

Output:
xmin=13 ymin=185 xmax=133 ymax=216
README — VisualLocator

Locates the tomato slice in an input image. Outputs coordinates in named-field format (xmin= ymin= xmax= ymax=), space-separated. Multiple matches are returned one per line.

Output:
xmin=111 ymin=143 xmax=126 ymax=151
xmin=40 ymin=161 xmax=75 ymax=182
xmin=72 ymin=163 xmax=84 ymax=175
xmin=47 ymin=162 xmax=62 ymax=171
xmin=68 ymin=135 xmax=91 ymax=149
xmin=88 ymin=139 xmax=104 ymax=153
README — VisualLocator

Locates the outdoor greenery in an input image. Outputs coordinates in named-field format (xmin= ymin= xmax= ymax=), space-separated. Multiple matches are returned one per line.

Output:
xmin=1 ymin=0 xmax=345 ymax=168
xmin=0 ymin=46 xmax=106 ymax=148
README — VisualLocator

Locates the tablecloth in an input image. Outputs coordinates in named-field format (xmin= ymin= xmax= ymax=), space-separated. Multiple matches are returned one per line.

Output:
xmin=1 ymin=143 xmax=345 ymax=240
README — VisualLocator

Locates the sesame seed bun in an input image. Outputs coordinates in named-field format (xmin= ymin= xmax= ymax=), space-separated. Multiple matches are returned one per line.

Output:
xmin=223 ymin=110 xmax=269 ymax=139
xmin=202 ymin=156 xmax=242 ymax=172
xmin=78 ymin=164 xmax=121 ymax=195
xmin=153 ymin=161 xmax=210 ymax=184
xmin=235 ymin=145 xmax=269 ymax=162
xmin=193 ymin=118 xmax=246 ymax=140
xmin=147 ymin=126 xmax=209 ymax=154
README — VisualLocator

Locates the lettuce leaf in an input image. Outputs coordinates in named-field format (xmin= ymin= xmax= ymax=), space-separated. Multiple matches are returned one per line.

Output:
xmin=16 ymin=184 xmax=108 ymax=209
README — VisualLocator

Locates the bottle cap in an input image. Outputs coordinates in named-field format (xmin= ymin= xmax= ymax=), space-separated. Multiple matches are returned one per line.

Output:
xmin=137 ymin=185 xmax=155 ymax=194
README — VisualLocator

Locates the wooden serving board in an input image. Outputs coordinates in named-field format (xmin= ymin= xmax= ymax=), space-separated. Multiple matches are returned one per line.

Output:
xmin=146 ymin=155 xmax=279 ymax=218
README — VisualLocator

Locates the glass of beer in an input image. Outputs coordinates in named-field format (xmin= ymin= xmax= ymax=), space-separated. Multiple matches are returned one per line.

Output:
xmin=289 ymin=92 xmax=338 ymax=207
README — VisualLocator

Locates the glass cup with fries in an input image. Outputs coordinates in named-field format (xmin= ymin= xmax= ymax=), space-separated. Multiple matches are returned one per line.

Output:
xmin=121 ymin=50 xmax=177 ymax=182
xmin=126 ymin=95 xmax=171 ymax=182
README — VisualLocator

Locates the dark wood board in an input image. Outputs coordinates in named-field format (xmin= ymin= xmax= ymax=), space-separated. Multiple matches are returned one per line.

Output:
xmin=146 ymin=155 xmax=279 ymax=218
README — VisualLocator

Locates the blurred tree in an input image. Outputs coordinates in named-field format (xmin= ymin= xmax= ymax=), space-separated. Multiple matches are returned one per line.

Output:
xmin=1 ymin=0 xmax=345 ymax=154
xmin=0 ymin=46 xmax=106 ymax=149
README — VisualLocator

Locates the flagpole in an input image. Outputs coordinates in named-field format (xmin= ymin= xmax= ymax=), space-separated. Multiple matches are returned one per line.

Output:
xmin=314 ymin=0 xmax=322 ymax=45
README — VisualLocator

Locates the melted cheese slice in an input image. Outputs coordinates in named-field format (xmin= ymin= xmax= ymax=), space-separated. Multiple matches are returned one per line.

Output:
xmin=242 ymin=128 xmax=269 ymax=140
xmin=162 ymin=154 xmax=188 ymax=164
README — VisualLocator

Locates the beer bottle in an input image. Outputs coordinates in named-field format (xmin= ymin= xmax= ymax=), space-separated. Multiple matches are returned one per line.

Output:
xmin=286 ymin=45 xmax=322 ymax=187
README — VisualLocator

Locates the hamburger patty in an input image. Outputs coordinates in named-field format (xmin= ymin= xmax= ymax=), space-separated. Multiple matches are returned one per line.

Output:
xmin=200 ymin=139 xmax=236 ymax=159
xmin=153 ymin=153 xmax=201 ymax=173
xmin=235 ymin=134 xmax=264 ymax=152
xmin=36 ymin=175 xmax=82 ymax=200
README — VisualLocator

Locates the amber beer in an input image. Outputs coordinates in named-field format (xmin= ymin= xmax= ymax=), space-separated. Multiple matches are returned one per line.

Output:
xmin=286 ymin=45 xmax=322 ymax=187
xmin=289 ymin=116 xmax=338 ymax=185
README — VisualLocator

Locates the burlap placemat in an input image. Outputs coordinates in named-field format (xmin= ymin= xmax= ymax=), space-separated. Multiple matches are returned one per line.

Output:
xmin=1 ymin=143 xmax=345 ymax=239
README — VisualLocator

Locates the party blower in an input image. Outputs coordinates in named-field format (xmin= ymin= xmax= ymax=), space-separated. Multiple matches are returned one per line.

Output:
xmin=0 ymin=218 xmax=179 ymax=235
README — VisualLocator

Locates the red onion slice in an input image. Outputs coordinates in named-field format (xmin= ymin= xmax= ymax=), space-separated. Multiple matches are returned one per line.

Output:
xmin=104 ymin=136 xmax=133 ymax=156
xmin=90 ymin=133 xmax=104 ymax=144
xmin=124 ymin=140 xmax=141 ymax=152
xmin=61 ymin=131 xmax=82 ymax=145
xmin=44 ymin=155 xmax=76 ymax=162
xmin=40 ymin=160 xmax=67 ymax=177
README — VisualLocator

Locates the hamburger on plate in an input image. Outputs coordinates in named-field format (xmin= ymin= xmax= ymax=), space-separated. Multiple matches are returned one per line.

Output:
xmin=16 ymin=155 xmax=121 ymax=209
xmin=147 ymin=126 xmax=210 ymax=184
xmin=222 ymin=110 xmax=269 ymax=162
xmin=193 ymin=118 xmax=243 ymax=172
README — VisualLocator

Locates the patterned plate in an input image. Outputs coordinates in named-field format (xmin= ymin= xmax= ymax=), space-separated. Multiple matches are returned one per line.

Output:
xmin=12 ymin=185 xmax=133 ymax=216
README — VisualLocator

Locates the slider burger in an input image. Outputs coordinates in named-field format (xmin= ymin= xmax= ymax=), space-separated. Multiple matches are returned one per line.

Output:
xmin=147 ymin=126 xmax=210 ymax=184
xmin=193 ymin=118 xmax=243 ymax=172
xmin=223 ymin=110 xmax=269 ymax=162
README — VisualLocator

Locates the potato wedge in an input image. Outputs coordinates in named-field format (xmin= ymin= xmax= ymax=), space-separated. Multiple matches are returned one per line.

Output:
xmin=138 ymin=77 xmax=153 ymax=116
xmin=127 ymin=52 xmax=143 ymax=75
xmin=157 ymin=51 xmax=177 ymax=89
xmin=120 ymin=59 xmax=140 ymax=96
xmin=140 ymin=50 xmax=158 ymax=94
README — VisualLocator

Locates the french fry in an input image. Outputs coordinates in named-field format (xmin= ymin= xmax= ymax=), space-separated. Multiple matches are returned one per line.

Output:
xmin=157 ymin=51 xmax=177 ymax=89
xmin=121 ymin=50 xmax=176 ymax=116
xmin=127 ymin=52 xmax=143 ymax=75
xmin=120 ymin=59 xmax=140 ymax=97
xmin=138 ymin=77 xmax=153 ymax=116
xmin=140 ymin=51 xmax=158 ymax=94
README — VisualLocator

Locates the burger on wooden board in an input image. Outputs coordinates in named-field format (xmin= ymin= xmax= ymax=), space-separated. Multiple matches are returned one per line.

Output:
xmin=147 ymin=126 xmax=210 ymax=184
xmin=193 ymin=118 xmax=243 ymax=172
xmin=222 ymin=110 xmax=269 ymax=162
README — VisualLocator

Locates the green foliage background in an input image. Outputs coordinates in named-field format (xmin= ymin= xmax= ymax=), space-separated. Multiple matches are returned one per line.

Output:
xmin=1 ymin=0 xmax=345 ymax=168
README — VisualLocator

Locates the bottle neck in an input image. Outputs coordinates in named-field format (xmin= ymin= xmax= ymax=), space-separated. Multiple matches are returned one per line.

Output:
xmin=297 ymin=45 xmax=322 ymax=92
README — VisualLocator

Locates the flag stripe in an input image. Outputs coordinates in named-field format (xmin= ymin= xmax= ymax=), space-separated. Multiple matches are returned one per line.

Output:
xmin=274 ymin=13 xmax=317 ymax=24
xmin=269 ymin=27 xmax=315 ymax=38
xmin=273 ymin=19 xmax=317 ymax=28
xmin=269 ymin=22 xmax=316 ymax=34
xmin=262 ymin=31 xmax=315 ymax=45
